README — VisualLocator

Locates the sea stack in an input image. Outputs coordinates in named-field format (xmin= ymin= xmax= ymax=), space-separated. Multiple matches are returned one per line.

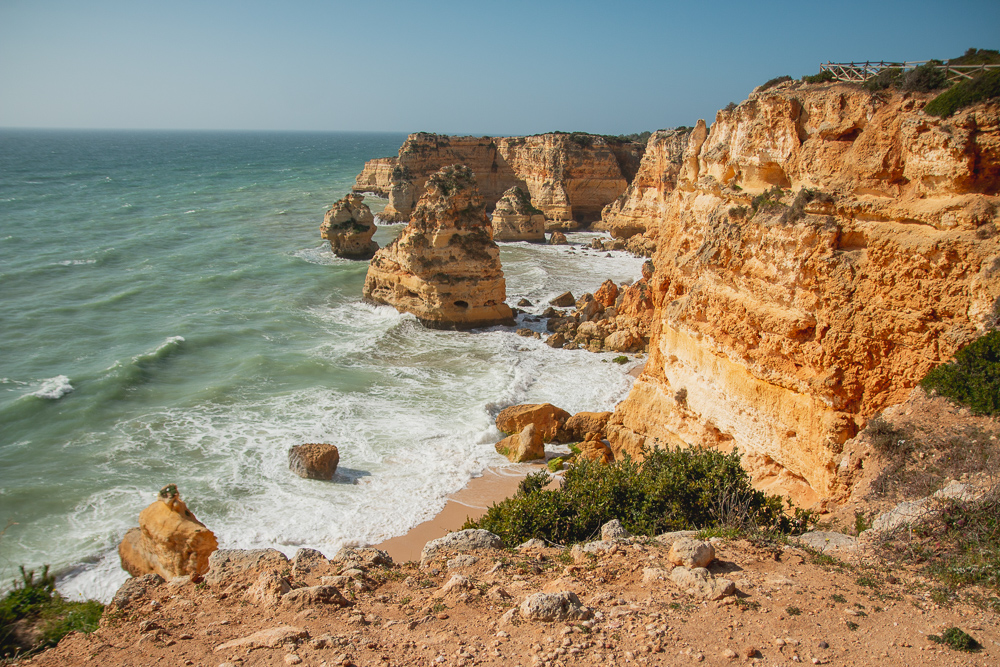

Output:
xmin=320 ymin=194 xmax=378 ymax=259
xmin=363 ymin=165 xmax=514 ymax=329
xmin=491 ymin=186 xmax=546 ymax=242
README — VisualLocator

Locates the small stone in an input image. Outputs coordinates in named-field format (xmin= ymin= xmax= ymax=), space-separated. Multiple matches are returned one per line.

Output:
xmin=284 ymin=655 xmax=303 ymax=666
xmin=818 ymin=641 xmax=829 ymax=649
xmin=745 ymin=646 xmax=758 ymax=658
xmin=722 ymin=648 xmax=738 ymax=660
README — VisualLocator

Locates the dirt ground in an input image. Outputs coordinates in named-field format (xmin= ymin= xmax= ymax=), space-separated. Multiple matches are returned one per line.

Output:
xmin=15 ymin=531 xmax=998 ymax=667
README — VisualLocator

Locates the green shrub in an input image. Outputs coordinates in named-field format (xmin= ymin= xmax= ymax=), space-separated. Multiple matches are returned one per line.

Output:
xmin=547 ymin=457 xmax=565 ymax=472
xmin=900 ymin=61 xmax=948 ymax=93
xmin=1 ymin=565 xmax=103 ymax=657
xmin=612 ymin=355 xmax=629 ymax=365
xmin=864 ymin=414 xmax=910 ymax=456
xmin=802 ymin=70 xmax=836 ymax=84
xmin=759 ymin=75 xmax=792 ymax=92
xmin=929 ymin=627 xmax=980 ymax=652
xmin=751 ymin=186 xmax=786 ymax=214
xmin=948 ymin=48 xmax=1000 ymax=67
xmin=464 ymin=446 xmax=788 ymax=545
xmin=863 ymin=68 xmax=904 ymax=92
xmin=924 ymin=69 xmax=1000 ymax=117
xmin=780 ymin=188 xmax=834 ymax=224
xmin=919 ymin=330 xmax=1000 ymax=415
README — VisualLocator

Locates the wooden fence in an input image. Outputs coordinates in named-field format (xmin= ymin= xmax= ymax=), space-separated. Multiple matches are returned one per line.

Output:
xmin=820 ymin=61 xmax=1000 ymax=83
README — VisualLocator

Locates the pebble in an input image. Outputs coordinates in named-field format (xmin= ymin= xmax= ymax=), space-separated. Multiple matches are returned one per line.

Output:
xmin=722 ymin=648 xmax=738 ymax=660
xmin=818 ymin=641 xmax=829 ymax=649
xmin=284 ymin=656 xmax=302 ymax=666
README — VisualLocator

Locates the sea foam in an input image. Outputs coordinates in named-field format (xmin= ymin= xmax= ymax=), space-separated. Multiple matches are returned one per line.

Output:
xmin=30 ymin=375 xmax=74 ymax=399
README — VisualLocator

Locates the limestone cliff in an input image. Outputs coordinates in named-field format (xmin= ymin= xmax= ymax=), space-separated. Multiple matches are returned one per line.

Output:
xmin=362 ymin=165 xmax=514 ymax=329
xmin=605 ymin=82 xmax=1000 ymax=502
xmin=597 ymin=128 xmax=693 ymax=239
xmin=353 ymin=133 xmax=642 ymax=227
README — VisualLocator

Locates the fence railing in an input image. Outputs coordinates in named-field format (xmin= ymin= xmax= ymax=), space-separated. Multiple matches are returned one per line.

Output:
xmin=820 ymin=61 xmax=1000 ymax=83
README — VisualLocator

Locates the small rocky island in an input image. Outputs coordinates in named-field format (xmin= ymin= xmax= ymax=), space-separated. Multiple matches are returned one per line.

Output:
xmin=362 ymin=165 xmax=514 ymax=329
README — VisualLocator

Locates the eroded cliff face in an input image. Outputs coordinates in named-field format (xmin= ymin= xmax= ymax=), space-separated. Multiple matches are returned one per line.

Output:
xmin=606 ymin=82 xmax=1000 ymax=503
xmin=597 ymin=128 xmax=694 ymax=239
xmin=362 ymin=165 xmax=514 ymax=329
xmin=353 ymin=133 xmax=641 ymax=226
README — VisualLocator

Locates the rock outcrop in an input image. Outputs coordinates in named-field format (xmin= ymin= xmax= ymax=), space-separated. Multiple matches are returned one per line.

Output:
xmin=118 ymin=484 xmax=218 ymax=581
xmin=604 ymin=83 xmax=1000 ymax=502
xmin=353 ymin=133 xmax=642 ymax=226
xmin=362 ymin=165 xmax=514 ymax=329
xmin=543 ymin=272 xmax=655 ymax=353
xmin=597 ymin=127 xmax=693 ymax=239
xmin=491 ymin=186 xmax=546 ymax=242
xmin=320 ymin=194 xmax=378 ymax=259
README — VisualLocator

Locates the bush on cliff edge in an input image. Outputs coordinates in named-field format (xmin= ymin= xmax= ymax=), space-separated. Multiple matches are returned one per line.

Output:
xmin=464 ymin=447 xmax=791 ymax=545
xmin=0 ymin=565 xmax=103 ymax=658
xmin=920 ymin=330 xmax=1000 ymax=416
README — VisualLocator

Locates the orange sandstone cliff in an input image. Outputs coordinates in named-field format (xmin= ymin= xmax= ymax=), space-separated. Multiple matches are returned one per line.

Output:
xmin=353 ymin=133 xmax=643 ymax=227
xmin=604 ymin=81 xmax=1000 ymax=503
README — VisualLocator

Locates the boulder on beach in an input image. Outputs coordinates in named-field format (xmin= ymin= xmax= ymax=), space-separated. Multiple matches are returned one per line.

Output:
xmin=548 ymin=231 xmax=568 ymax=245
xmin=118 ymin=484 xmax=218 ymax=581
xmin=288 ymin=443 xmax=340 ymax=480
xmin=564 ymin=411 xmax=612 ymax=441
xmin=496 ymin=403 xmax=571 ymax=442
xmin=495 ymin=423 xmax=545 ymax=462
xmin=549 ymin=291 xmax=575 ymax=307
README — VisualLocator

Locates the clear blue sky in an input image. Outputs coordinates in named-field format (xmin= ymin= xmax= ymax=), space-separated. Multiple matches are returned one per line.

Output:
xmin=1 ymin=0 xmax=997 ymax=135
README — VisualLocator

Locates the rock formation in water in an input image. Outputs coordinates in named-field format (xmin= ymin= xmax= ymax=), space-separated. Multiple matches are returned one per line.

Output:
xmin=491 ymin=186 xmax=546 ymax=242
xmin=288 ymin=443 xmax=340 ymax=480
xmin=320 ymin=194 xmax=378 ymax=259
xmin=353 ymin=133 xmax=643 ymax=228
xmin=601 ymin=82 xmax=1000 ymax=504
xmin=118 ymin=484 xmax=218 ymax=581
xmin=362 ymin=165 xmax=514 ymax=329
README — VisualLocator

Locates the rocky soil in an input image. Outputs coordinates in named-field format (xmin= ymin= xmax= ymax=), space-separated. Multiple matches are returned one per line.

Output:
xmin=18 ymin=524 xmax=998 ymax=667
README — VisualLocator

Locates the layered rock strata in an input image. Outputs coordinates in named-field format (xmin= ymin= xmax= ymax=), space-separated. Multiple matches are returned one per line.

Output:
xmin=353 ymin=133 xmax=642 ymax=226
xmin=320 ymin=194 xmax=378 ymax=259
xmin=491 ymin=186 xmax=546 ymax=242
xmin=362 ymin=165 xmax=514 ymax=329
xmin=604 ymin=83 xmax=1000 ymax=501
xmin=118 ymin=484 xmax=218 ymax=581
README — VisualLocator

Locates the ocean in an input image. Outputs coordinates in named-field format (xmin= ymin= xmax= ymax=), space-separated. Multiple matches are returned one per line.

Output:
xmin=0 ymin=129 xmax=645 ymax=602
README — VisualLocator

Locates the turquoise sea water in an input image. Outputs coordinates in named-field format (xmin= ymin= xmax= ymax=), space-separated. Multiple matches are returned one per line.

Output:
xmin=0 ymin=130 xmax=645 ymax=602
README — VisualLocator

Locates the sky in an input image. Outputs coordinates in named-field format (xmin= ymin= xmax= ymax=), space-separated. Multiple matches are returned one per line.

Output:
xmin=1 ymin=0 xmax=998 ymax=135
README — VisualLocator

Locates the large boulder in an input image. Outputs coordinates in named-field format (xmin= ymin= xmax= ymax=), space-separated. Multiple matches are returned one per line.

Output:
xmin=495 ymin=423 xmax=545 ymax=462
xmin=564 ymin=411 xmax=612 ymax=441
xmin=288 ymin=443 xmax=339 ymax=480
xmin=421 ymin=529 xmax=503 ymax=565
xmin=118 ymin=484 xmax=218 ymax=581
xmin=668 ymin=538 xmax=715 ymax=568
xmin=491 ymin=186 xmax=546 ymax=242
xmin=496 ymin=403 xmax=571 ymax=442
xmin=519 ymin=591 xmax=592 ymax=622
xmin=594 ymin=279 xmax=620 ymax=307
xmin=577 ymin=435 xmax=614 ymax=464
xmin=320 ymin=194 xmax=378 ymax=259
xmin=363 ymin=165 xmax=514 ymax=329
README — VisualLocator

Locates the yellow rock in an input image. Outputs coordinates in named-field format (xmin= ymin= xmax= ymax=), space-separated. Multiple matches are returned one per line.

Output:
xmin=119 ymin=484 xmax=218 ymax=580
